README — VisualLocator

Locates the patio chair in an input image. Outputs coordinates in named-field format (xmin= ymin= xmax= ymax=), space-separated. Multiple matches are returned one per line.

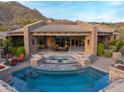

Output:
xmin=6 ymin=53 xmax=13 ymax=59
xmin=64 ymin=44 xmax=69 ymax=51
xmin=17 ymin=54 xmax=25 ymax=62
xmin=9 ymin=58 xmax=17 ymax=66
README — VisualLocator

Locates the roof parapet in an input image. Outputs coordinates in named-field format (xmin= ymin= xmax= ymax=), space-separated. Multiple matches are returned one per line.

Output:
xmin=76 ymin=21 xmax=95 ymax=31
xmin=26 ymin=20 xmax=45 ymax=31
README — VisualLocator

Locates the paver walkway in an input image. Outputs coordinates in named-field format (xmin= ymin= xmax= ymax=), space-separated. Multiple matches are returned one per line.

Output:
xmin=0 ymin=61 xmax=30 ymax=82
xmin=92 ymin=57 xmax=115 ymax=72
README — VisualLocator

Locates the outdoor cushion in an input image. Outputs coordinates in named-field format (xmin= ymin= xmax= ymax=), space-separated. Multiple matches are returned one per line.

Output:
xmin=0 ymin=65 xmax=5 ymax=69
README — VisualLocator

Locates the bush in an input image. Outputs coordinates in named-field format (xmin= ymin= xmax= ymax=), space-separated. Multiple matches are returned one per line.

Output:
xmin=0 ymin=26 xmax=8 ymax=32
xmin=109 ymin=45 xmax=117 ymax=52
xmin=116 ymin=40 xmax=124 ymax=51
xmin=97 ymin=43 xmax=105 ymax=56
xmin=16 ymin=47 xmax=25 ymax=56
xmin=109 ymin=40 xmax=117 ymax=46
xmin=21 ymin=19 xmax=34 ymax=26
xmin=104 ymin=49 xmax=113 ymax=57
xmin=116 ymin=60 xmax=123 ymax=64
xmin=8 ymin=47 xmax=17 ymax=55
xmin=8 ymin=46 xmax=25 ymax=56
xmin=109 ymin=39 xmax=124 ymax=52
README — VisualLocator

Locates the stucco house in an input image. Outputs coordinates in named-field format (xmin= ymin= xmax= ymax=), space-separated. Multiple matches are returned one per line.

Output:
xmin=0 ymin=20 xmax=118 ymax=56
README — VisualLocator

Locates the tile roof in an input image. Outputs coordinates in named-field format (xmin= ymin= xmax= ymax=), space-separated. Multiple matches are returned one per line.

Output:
xmin=31 ymin=24 xmax=94 ymax=33
xmin=0 ymin=32 xmax=10 ymax=37
xmin=10 ymin=21 xmax=115 ymax=34
xmin=95 ymin=24 xmax=114 ymax=32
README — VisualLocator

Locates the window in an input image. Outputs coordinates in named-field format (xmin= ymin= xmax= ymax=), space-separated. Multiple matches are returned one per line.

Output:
xmin=108 ymin=37 xmax=110 ymax=41
xmin=32 ymin=39 xmax=34 ymax=45
xmin=87 ymin=39 xmax=90 ymax=45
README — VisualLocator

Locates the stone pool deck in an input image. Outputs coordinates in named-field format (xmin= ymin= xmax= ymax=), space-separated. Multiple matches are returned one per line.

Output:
xmin=0 ymin=51 xmax=120 ymax=92
xmin=0 ymin=60 xmax=30 ymax=82
xmin=0 ymin=80 xmax=17 ymax=92
xmin=92 ymin=57 xmax=115 ymax=73
xmin=100 ymin=79 xmax=124 ymax=92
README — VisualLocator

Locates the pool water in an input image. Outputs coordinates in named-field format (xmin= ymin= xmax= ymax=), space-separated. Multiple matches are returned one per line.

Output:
xmin=11 ymin=67 xmax=108 ymax=92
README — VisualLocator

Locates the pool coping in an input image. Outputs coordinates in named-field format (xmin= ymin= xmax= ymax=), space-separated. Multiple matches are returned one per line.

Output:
xmin=91 ymin=65 xmax=108 ymax=74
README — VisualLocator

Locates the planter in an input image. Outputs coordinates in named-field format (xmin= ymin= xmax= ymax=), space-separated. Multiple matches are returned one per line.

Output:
xmin=112 ymin=52 xmax=121 ymax=60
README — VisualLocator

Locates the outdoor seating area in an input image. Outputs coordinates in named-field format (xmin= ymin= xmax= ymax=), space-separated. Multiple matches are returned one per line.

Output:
xmin=53 ymin=44 xmax=69 ymax=51
xmin=113 ymin=55 xmax=124 ymax=71
xmin=4 ymin=53 xmax=25 ymax=66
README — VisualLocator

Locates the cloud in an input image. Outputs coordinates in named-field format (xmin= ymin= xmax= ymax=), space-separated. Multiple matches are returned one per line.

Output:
xmin=19 ymin=1 xmax=124 ymax=22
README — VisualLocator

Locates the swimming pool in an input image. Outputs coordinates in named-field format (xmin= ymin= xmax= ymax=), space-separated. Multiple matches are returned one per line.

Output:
xmin=11 ymin=66 xmax=108 ymax=92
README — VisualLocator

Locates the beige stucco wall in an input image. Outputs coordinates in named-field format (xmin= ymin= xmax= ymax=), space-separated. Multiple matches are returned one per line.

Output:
xmin=46 ymin=36 xmax=55 ymax=48
xmin=23 ymin=27 xmax=32 ymax=57
xmin=31 ymin=36 xmax=38 ymax=53
xmin=109 ymin=66 xmax=124 ymax=82
xmin=84 ymin=29 xmax=97 ymax=55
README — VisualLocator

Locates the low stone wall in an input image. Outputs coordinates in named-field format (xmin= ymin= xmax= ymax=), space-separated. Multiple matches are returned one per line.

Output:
xmin=109 ymin=66 xmax=124 ymax=82
xmin=31 ymin=58 xmax=38 ymax=67
xmin=112 ymin=52 xmax=121 ymax=60
xmin=0 ymin=80 xmax=17 ymax=92
xmin=100 ymin=79 xmax=124 ymax=92
xmin=0 ymin=67 xmax=12 ymax=83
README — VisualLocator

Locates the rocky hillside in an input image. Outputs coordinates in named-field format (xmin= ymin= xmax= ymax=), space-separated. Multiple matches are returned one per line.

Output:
xmin=0 ymin=1 xmax=47 ymax=31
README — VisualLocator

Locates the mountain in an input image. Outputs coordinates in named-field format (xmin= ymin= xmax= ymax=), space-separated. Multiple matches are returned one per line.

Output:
xmin=0 ymin=1 xmax=124 ymax=39
xmin=0 ymin=1 xmax=47 ymax=31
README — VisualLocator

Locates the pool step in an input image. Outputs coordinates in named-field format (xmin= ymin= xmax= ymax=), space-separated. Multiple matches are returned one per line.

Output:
xmin=31 ymin=71 xmax=41 ymax=79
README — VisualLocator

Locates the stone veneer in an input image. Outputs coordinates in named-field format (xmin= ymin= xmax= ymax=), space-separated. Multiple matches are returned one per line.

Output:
xmin=109 ymin=66 xmax=124 ymax=82
xmin=0 ymin=80 xmax=17 ymax=92
xmin=100 ymin=79 xmax=124 ymax=92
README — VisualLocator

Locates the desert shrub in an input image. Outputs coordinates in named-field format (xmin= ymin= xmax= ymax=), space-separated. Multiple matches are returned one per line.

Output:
xmin=16 ymin=47 xmax=25 ymax=56
xmin=109 ymin=45 xmax=117 ymax=52
xmin=21 ymin=19 xmax=34 ymax=26
xmin=116 ymin=60 xmax=123 ymax=64
xmin=97 ymin=43 xmax=105 ymax=56
xmin=8 ymin=46 xmax=25 ymax=56
xmin=104 ymin=49 xmax=113 ymax=57
xmin=109 ymin=39 xmax=124 ymax=52
xmin=0 ymin=26 xmax=8 ymax=32
xmin=109 ymin=40 xmax=117 ymax=46
xmin=8 ymin=47 xmax=17 ymax=55
xmin=116 ymin=39 xmax=124 ymax=51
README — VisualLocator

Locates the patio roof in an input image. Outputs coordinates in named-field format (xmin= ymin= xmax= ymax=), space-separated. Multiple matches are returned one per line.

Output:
xmin=0 ymin=32 xmax=10 ymax=38
xmin=10 ymin=21 xmax=115 ymax=34
xmin=31 ymin=24 xmax=93 ymax=33
xmin=95 ymin=24 xmax=114 ymax=32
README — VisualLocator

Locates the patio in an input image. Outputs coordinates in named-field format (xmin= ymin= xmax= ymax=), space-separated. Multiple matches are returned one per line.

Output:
xmin=92 ymin=57 xmax=116 ymax=72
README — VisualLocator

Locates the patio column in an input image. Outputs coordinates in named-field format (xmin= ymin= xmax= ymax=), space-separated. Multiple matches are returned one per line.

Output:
xmin=70 ymin=37 xmax=72 ymax=51
xmin=23 ymin=27 xmax=32 ymax=57
xmin=31 ymin=36 xmax=38 ymax=53
xmin=84 ymin=28 xmax=98 ymax=55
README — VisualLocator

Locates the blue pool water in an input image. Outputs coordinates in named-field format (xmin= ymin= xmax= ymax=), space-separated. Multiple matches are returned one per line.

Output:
xmin=11 ymin=67 xmax=108 ymax=92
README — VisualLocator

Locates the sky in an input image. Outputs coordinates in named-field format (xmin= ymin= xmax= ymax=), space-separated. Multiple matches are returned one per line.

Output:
xmin=19 ymin=1 xmax=124 ymax=22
